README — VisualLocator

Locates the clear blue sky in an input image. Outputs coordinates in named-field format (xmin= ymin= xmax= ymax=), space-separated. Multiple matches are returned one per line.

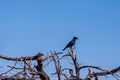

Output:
xmin=0 ymin=0 xmax=120 ymax=80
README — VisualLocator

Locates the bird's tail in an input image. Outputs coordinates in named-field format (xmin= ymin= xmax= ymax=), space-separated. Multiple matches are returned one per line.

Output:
xmin=63 ymin=47 xmax=66 ymax=51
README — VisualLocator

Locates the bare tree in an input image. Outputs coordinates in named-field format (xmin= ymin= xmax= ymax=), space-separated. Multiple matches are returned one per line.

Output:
xmin=0 ymin=49 xmax=120 ymax=80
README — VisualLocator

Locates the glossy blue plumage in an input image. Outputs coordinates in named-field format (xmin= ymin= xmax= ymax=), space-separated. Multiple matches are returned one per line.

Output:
xmin=63 ymin=36 xmax=78 ymax=51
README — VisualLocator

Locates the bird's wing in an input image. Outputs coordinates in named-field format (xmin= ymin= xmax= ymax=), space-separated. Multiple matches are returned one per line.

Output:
xmin=63 ymin=41 xmax=73 ymax=51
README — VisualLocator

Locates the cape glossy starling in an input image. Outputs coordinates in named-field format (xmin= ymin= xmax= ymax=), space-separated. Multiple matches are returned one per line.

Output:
xmin=63 ymin=36 xmax=78 ymax=51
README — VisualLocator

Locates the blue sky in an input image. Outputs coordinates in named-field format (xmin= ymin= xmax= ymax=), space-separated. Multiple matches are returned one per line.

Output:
xmin=0 ymin=0 xmax=120 ymax=80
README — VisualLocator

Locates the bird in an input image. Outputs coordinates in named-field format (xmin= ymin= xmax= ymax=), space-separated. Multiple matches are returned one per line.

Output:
xmin=63 ymin=36 xmax=78 ymax=51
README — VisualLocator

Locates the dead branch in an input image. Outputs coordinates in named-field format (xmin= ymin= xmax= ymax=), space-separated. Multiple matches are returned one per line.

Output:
xmin=79 ymin=65 xmax=106 ymax=71
xmin=85 ymin=66 xmax=120 ymax=80
xmin=0 ymin=52 xmax=43 ymax=61
xmin=52 ymin=52 xmax=61 ymax=80
xmin=69 ymin=49 xmax=80 ymax=79
xmin=35 ymin=53 xmax=50 ymax=80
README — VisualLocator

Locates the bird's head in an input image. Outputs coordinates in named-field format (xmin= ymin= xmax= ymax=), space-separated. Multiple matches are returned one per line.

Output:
xmin=73 ymin=36 xmax=78 ymax=40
